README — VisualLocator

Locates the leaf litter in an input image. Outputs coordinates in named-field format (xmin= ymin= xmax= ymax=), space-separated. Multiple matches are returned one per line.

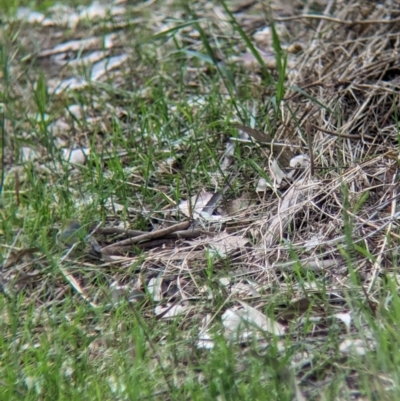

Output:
xmin=2 ymin=0 xmax=400 ymax=398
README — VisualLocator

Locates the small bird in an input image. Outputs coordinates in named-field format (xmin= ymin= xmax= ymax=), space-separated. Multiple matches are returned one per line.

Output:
xmin=57 ymin=220 xmax=103 ymax=260
xmin=57 ymin=220 xmax=86 ymax=246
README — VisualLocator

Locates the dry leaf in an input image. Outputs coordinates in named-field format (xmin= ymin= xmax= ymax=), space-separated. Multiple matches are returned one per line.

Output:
xmin=339 ymin=338 xmax=372 ymax=356
xmin=79 ymin=2 xmax=125 ymax=20
xmin=52 ymin=77 xmax=87 ymax=94
xmin=226 ymin=195 xmax=251 ymax=214
xmin=287 ymin=43 xmax=303 ymax=54
xmin=256 ymin=177 xmax=269 ymax=192
xmin=20 ymin=147 xmax=40 ymax=162
xmin=218 ymin=277 xmax=231 ymax=287
xmin=229 ymin=282 xmax=259 ymax=297
xmin=234 ymin=123 xmax=295 ymax=166
xmin=270 ymin=159 xmax=287 ymax=187
xmin=233 ymin=123 xmax=271 ymax=143
xmin=238 ymin=49 xmax=277 ymax=69
xmin=90 ymin=54 xmax=128 ymax=81
xmin=222 ymin=308 xmax=244 ymax=338
xmin=147 ymin=276 xmax=163 ymax=302
xmin=263 ymin=179 xmax=315 ymax=247
xmin=223 ymin=301 xmax=284 ymax=341
xmin=155 ymin=304 xmax=186 ymax=319
xmin=67 ymin=50 xmax=110 ymax=68
xmin=63 ymin=148 xmax=90 ymax=165
xmin=208 ymin=232 xmax=248 ymax=257
xmin=289 ymin=154 xmax=310 ymax=169
xmin=110 ymin=282 xmax=144 ymax=304
xmin=196 ymin=332 xmax=214 ymax=350
xmin=49 ymin=120 xmax=70 ymax=136
xmin=39 ymin=35 xmax=114 ymax=58
xmin=67 ymin=105 xmax=87 ymax=119
xmin=197 ymin=314 xmax=214 ymax=350
xmin=17 ymin=8 xmax=45 ymax=24
xmin=237 ymin=301 xmax=285 ymax=335
xmin=304 ymin=233 xmax=324 ymax=251
xmin=178 ymin=190 xmax=214 ymax=218
xmin=335 ymin=312 xmax=352 ymax=332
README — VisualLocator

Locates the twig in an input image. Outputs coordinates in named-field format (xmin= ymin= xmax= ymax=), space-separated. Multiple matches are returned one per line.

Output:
xmin=94 ymin=226 xmax=146 ymax=237
xmin=168 ymin=228 xmax=213 ymax=238
xmin=306 ymin=122 xmax=315 ymax=177
xmin=309 ymin=123 xmax=371 ymax=140
xmin=101 ymin=221 xmax=190 ymax=251
xmin=135 ymin=239 xmax=176 ymax=249
xmin=274 ymin=14 xmax=400 ymax=26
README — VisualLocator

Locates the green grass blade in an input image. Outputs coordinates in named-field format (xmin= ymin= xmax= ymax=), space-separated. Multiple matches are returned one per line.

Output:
xmin=287 ymin=85 xmax=334 ymax=113
xmin=221 ymin=0 xmax=272 ymax=84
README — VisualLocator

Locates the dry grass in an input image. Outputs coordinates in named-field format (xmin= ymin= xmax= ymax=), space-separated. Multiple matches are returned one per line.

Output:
xmin=2 ymin=0 xmax=400 ymax=399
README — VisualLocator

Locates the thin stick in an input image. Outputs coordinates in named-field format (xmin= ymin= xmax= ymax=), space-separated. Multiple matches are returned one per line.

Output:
xmin=94 ymin=226 xmax=146 ymax=236
xmin=96 ymin=225 xmax=210 ymax=240
xmin=306 ymin=122 xmax=315 ymax=177
xmin=101 ymin=220 xmax=190 ymax=251
xmin=275 ymin=14 xmax=400 ymax=26
xmin=309 ymin=123 xmax=371 ymax=140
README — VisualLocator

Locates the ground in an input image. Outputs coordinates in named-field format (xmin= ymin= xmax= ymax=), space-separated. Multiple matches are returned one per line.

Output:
xmin=1 ymin=0 xmax=400 ymax=400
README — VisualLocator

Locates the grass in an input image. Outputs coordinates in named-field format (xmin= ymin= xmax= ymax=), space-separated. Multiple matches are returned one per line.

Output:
xmin=0 ymin=0 xmax=93 ymax=14
xmin=1 ymin=0 xmax=400 ymax=400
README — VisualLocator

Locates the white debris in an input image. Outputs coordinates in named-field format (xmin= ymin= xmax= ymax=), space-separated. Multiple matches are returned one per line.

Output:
xmin=62 ymin=148 xmax=90 ymax=165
